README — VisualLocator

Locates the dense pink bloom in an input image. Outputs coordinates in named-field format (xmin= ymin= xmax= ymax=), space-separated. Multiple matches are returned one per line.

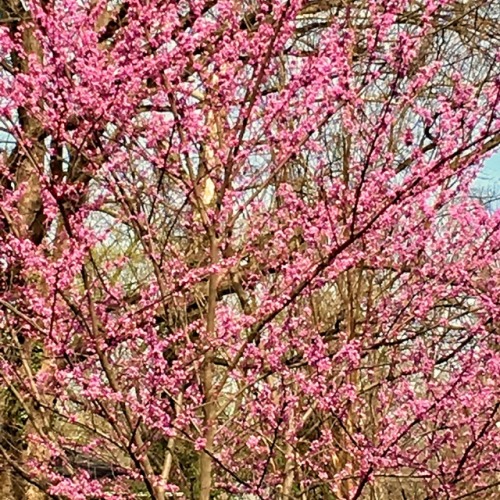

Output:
xmin=0 ymin=0 xmax=499 ymax=498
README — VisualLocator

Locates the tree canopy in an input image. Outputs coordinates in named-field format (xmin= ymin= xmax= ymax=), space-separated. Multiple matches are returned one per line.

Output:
xmin=0 ymin=0 xmax=499 ymax=498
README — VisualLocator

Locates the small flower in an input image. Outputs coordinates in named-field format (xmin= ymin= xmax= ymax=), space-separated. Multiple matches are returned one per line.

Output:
xmin=246 ymin=435 xmax=260 ymax=450
xmin=194 ymin=437 xmax=207 ymax=451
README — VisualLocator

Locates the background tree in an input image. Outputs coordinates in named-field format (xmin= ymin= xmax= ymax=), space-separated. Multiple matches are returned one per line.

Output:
xmin=0 ymin=0 xmax=499 ymax=498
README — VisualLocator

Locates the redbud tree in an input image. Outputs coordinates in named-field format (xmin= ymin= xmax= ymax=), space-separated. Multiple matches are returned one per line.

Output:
xmin=0 ymin=0 xmax=499 ymax=499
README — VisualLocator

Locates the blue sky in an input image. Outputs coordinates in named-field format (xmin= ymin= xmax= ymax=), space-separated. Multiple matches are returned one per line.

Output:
xmin=476 ymin=152 xmax=500 ymax=187
xmin=473 ymin=151 xmax=500 ymax=210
